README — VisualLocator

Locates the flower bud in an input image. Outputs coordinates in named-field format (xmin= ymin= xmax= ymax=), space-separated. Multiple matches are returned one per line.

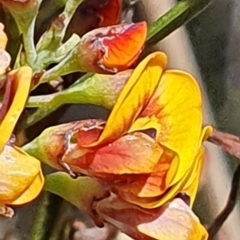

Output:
xmin=23 ymin=120 xmax=105 ymax=171
xmin=77 ymin=21 xmax=147 ymax=73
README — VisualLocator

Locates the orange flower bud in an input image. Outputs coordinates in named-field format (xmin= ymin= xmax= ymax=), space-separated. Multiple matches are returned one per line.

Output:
xmin=77 ymin=22 xmax=147 ymax=73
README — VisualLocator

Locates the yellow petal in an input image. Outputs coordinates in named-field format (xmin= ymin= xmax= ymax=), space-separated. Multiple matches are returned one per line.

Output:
xmin=80 ymin=51 xmax=167 ymax=147
xmin=0 ymin=66 xmax=32 ymax=151
xmin=0 ymin=145 xmax=44 ymax=205
xmin=141 ymin=70 xmax=203 ymax=187
xmin=138 ymin=198 xmax=208 ymax=240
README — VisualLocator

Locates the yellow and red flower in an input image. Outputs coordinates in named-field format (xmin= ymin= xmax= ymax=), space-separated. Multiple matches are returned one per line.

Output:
xmin=69 ymin=52 xmax=212 ymax=208
xmin=30 ymin=51 xmax=212 ymax=210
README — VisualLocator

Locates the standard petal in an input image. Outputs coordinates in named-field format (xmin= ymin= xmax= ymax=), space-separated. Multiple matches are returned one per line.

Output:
xmin=141 ymin=70 xmax=203 ymax=186
xmin=81 ymin=52 xmax=167 ymax=147
xmin=0 ymin=145 xmax=44 ymax=205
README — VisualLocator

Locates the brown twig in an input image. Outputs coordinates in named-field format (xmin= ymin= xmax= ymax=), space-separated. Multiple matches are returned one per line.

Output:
xmin=207 ymin=128 xmax=240 ymax=238
xmin=207 ymin=164 xmax=240 ymax=239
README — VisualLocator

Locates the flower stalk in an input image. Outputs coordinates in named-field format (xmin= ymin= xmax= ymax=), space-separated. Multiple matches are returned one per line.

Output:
xmin=22 ymin=71 xmax=130 ymax=128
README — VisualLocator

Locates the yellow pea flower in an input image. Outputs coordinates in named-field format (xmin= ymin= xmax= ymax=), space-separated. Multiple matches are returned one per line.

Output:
xmin=26 ymin=52 xmax=212 ymax=211
xmin=67 ymin=52 xmax=212 ymax=208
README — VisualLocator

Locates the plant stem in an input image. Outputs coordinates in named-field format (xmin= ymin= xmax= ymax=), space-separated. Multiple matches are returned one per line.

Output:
xmin=27 ymin=192 xmax=65 ymax=240
xmin=24 ymin=94 xmax=62 ymax=128
xmin=22 ymin=17 xmax=37 ymax=67
xmin=147 ymin=0 xmax=212 ymax=46
xmin=36 ymin=0 xmax=84 ymax=52
xmin=23 ymin=73 xmax=119 ymax=128
xmin=38 ymin=48 xmax=80 ymax=84
xmin=28 ymin=192 xmax=51 ymax=240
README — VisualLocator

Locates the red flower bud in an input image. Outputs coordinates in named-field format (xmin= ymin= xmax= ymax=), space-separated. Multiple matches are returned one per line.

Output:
xmin=77 ymin=21 xmax=147 ymax=73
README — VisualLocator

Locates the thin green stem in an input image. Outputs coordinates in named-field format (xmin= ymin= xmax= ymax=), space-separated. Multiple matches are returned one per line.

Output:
xmin=147 ymin=0 xmax=212 ymax=46
xmin=22 ymin=18 xmax=37 ymax=66
xmin=25 ymin=94 xmax=62 ymax=127
xmin=49 ymin=201 xmax=70 ymax=240
xmin=28 ymin=192 xmax=51 ymax=240
xmin=38 ymin=48 xmax=80 ymax=85
xmin=36 ymin=0 xmax=84 ymax=52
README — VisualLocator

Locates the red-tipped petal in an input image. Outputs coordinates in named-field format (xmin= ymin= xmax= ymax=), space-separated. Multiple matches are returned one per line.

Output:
xmin=101 ymin=21 xmax=147 ymax=71
xmin=78 ymin=22 xmax=147 ymax=73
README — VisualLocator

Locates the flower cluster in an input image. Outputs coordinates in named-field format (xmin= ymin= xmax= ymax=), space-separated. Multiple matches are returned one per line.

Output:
xmin=28 ymin=51 xmax=211 ymax=239
xmin=0 ymin=0 xmax=214 ymax=239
